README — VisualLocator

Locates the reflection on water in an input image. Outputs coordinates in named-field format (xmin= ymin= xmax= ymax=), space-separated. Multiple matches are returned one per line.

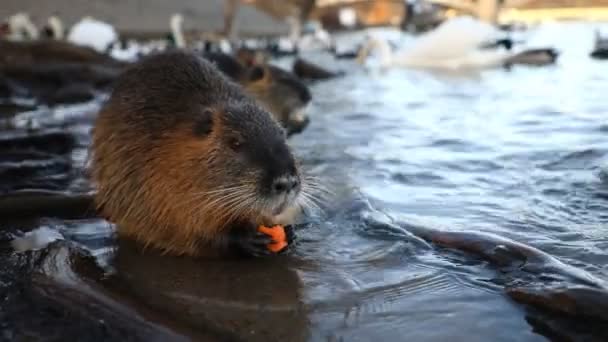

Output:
xmin=3 ymin=21 xmax=608 ymax=341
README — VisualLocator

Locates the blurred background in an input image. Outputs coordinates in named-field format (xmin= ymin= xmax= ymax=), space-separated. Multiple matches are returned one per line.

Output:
xmin=3 ymin=0 xmax=608 ymax=38
xmin=11 ymin=0 xmax=424 ymax=37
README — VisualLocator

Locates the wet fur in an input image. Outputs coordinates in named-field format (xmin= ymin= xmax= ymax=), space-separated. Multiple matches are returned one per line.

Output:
xmin=92 ymin=51 xmax=302 ymax=256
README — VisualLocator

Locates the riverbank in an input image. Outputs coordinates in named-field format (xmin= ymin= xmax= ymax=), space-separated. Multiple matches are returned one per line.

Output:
xmin=501 ymin=6 xmax=608 ymax=23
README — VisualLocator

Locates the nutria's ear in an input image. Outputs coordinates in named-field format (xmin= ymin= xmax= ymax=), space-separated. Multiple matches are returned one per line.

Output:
xmin=192 ymin=109 xmax=214 ymax=137
xmin=247 ymin=66 xmax=269 ymax=84
xmin=235 ymin=50 xmax=254 ymax=67
xmin=0 ymin=22 xmax=10 ymax=35
xmin=236 ymin=49 xmax=269 ymax=67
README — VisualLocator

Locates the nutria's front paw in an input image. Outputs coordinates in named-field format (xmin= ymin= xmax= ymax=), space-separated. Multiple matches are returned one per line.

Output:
xmin=278 ymin=225 xmax=296 ymax=254
xmin=230 ymin=229 xmax=275 ymax=257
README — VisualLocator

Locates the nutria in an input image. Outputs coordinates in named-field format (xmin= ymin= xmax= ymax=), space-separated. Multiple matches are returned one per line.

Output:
xmin=235 ymin=47 xmax=270 ymax=67
xmin=91 ymin=51 xmax=305 ymax=257
xmin=245 ymin=64 xmax=311 ymax=135
xmin=204 ymin=52 xmax=311 ymax=136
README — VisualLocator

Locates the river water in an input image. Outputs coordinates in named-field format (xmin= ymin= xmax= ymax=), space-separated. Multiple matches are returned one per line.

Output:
xmin=280 ymin=22 xmax=608 ymax=341
xmin=2 ymin=21 xmax=608 ymax=341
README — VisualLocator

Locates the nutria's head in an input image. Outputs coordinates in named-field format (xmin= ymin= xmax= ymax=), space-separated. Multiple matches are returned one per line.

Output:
xmin=0 ymin=23 xmax=10 ymax=38
xmin=204 ymin=52 xmax=311 ymax=136
xmin=244 ymin=65 xmax=312 ymax=136
xmin=235 ymin=47 xmax=269 ymax=67
xmin=92 ymin=52 xmax=304 ymax=255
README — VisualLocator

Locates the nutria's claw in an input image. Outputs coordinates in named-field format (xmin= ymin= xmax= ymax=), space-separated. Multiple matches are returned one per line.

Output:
xmin=232 ymin=231 xmax=274 ymax=257
xmin=252 ymin=231 xmax=274 ymax=246
xmin=284 ymin=225 xmax=296 ymax=245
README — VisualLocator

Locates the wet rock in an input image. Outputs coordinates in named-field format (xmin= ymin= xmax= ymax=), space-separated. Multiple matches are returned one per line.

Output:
xmin=293 ymin=58 xmax=343 ymax=81
xmin=522 ymin=308 xmax=608 ymax=342
xmin=0 ymin=40 xmax=124 ymax=67
xmin=362 ymin=213 xmax=608 ymax=341
xmin=590 ymin=48 xmax=608 ymax=60
xmin=0 ymin=131 xmax=76 ymax=155
xmin=111 ymin=239 xmax=310 ymax=341
xmin=0 ymin=238 xmax=307 ymax=341
xmin=507 ymin=285 xmax=608 ymax=322
xmin=46 ymin=83 xmax=96 ymax=106
xmin=0 ymin=158 xmax=73 ymax=194
xmin=0 ymin=102 xmax=36 ymax=119
xmin=504 ymin=49 xmax=559 ymax=67
xmin=0 ymin=191 xmax=95 ymax=220
xmin=0 ymin=62 xmax=123 ymax=105
xmin=0 ymin=241 xmax=195 ymax=341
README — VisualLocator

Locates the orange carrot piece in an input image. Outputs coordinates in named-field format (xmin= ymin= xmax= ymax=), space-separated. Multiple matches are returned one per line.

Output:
xmin=258 ymin=225 xmax=287 ymax=252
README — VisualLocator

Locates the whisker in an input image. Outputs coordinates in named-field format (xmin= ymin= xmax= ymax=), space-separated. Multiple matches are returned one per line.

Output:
xmin=303 ymin=182 xmax=334 ymax=193
xmin=301 ymin=195 xmax=326 ymax=215
xmin=181 ymin=185 xmax=253 ymax=208
xmin=198 ymin=190 xmax=250 ymax=211
xmin=217 ymin=194 xmax=257 ymax=225
xmin=298 ymin=192 xmax=323 ymax=214
xmin=301 ymin=187 xmax=333 ymax=203
xmin=189 ymin=183 xmax=254 ymax=197
xmin=302 ymin=179 xmax=335 ymax=195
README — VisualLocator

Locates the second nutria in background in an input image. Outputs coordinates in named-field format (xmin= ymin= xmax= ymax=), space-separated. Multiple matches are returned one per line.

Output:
xmin=203 ymin=52 xmax=312 ymax=136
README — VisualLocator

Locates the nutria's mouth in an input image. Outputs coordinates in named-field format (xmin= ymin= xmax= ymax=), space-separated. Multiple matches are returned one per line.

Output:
xmin=261 ymin=192 xmax=301 ymax=226
xmin=285 ymin=106 xmax=310 ymax=136
xmin=272 ymin=202 xmax=288 ymax=216
xmin=270 ymin=195 xmax=295 ymax=216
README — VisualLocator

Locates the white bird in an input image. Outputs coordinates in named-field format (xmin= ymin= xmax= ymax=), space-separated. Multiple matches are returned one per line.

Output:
xmin=594 ymin=29 xmax=608 ymax=50
xmin=591 ymin=29 xmax=608 ymax=59
xmin=219 ymin=38 xmax=232 ymax=54
xmin=67 ymin=17 xmax=118 ymax=53
xmin=357 ymin=16 xmax=511 ymax=70
xmin=298 ymin=20 xmax=333 ymax=52
xmin=170 ymin=13 xmax=186 ymax=48
xmin=109 ymin=40 xmax=141 ymax=62
xmin=271 ymin=17 xmax=333 ymax=55
xmin=5 ymin=13 xmax=39 ymax=41
xmin=138 ymin=39 xmax=169 ymax=56
xmin=45 ymin=15 xmax=64 ymax=39
xmin=338 ymin=7 xmax=358 ymax=29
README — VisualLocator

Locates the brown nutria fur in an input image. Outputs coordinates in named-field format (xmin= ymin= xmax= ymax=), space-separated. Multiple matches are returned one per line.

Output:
xmin=91 ymin=51 xmax=304 ymax=257
xmin=203 ymin=52 xmax=311 ymax=136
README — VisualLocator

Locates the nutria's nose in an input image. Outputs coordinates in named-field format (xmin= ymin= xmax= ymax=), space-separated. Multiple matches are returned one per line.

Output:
xmin=272 ymin=175 xmax=300 ymax=194
xmin=286 ymin=113 xmax=310 ymax=136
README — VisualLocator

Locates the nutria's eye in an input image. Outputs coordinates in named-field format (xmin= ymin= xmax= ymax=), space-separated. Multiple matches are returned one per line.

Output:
xmin=248 ymin=66 xmax=266 ymax=82
xmin=228 ymin=136 xmax=244 ymax=151
xmin=193 ymin=110 xmax=214 ymax=137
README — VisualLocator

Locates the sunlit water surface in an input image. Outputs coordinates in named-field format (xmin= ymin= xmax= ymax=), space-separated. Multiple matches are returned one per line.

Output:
xmin=287 ymin=21 xmax=608 ymax=341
